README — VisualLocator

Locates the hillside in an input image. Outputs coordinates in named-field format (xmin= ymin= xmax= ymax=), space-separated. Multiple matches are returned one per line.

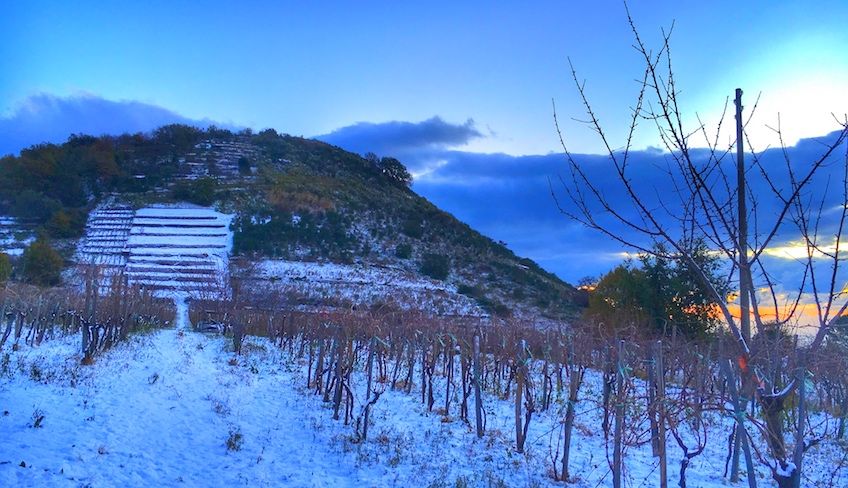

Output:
xmin=0 ymin=125 xmax=581 ymax=320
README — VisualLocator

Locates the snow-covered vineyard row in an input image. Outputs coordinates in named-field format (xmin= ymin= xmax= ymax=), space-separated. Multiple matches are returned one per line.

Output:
xmin=2 ymin=307 xmax=847 ymax=487
xmin=76 ymin=203 xmax=233 ymax=298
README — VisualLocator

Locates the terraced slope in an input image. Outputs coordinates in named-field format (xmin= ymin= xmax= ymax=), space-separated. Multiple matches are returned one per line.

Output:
xmin=76 ymin=203 xmax=134 ymax=270
xmin=75 ymin=203 xmax=233 ymax=298
xmin=125 ymin=206 xmax=233 ymax=297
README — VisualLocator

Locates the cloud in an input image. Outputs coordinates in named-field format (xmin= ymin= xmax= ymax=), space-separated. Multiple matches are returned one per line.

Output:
xmin=316 ymin=116 xmax=483 ymax=160
xmin=401 ymin=130 xmax=848 ymax=284
xmin=0 ymin=93 xmax=231 ymax=156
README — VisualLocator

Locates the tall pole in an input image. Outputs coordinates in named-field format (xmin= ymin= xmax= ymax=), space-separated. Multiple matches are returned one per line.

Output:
xmin=473 ymin=334 xmax=484 ymax=438
xmin=735 ymin=88 xmax=751 ymax=343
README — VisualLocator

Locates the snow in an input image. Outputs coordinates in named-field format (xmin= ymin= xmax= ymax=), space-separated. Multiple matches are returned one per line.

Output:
xmin=3 ymin=318 xmax=846 ymax=487
xmin=246 ymin=260 xmax=483 ymax=315
xmin=74 ymin=202 xmax=234 ymax=299
xmin=0 ymin=215 xmax=35 ymax=256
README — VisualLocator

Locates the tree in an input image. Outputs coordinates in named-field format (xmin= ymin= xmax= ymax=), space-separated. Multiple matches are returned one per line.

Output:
xmin=12 ymin=190 xmax=60 ymax=223
xmin=378 ymin=157 xmax=413 ymax=187
xmin=45 ymin=209 xmax=86 ymax=238
xmin=552 ymin=6 xmax=848 ymax=486
xmin=588 ymin=242 xmax=728 ymax=338
xmin=21 ymin=238 xmax=64 ymax=286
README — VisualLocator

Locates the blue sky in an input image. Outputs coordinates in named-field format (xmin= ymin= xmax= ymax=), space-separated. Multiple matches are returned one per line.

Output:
xmin=2 ymin=1 xmax=848 ymax=284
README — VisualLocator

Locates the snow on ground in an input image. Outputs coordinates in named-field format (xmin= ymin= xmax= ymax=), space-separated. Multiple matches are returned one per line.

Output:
xmin=2 ymin=314 xmax=846 ymax=487
xmin=243 ymin=260 xmax=483 ymax=316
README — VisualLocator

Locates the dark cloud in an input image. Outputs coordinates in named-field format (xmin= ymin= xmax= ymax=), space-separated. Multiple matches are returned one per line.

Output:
xmin=0 ymin=93 xmax=231 ymax=156
xmin=316 ymin=116 xmax=483 ymax=159
xmin=404 ymin=131 xmax=848 ymax=284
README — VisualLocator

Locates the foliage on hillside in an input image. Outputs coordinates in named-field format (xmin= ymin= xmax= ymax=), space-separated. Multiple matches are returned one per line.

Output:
xmin=0 ymin=125 xmax=580 ymax=319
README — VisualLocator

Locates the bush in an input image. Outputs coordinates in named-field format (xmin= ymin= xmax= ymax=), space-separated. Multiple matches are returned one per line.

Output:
xmin=226 ymin=428 xmax=244 ymax=451
xmin=457 ymin=283 xmax=482 ymax=299
xmin=172 ymin=177 xmax=218 ymax=206
xmin=476 ymin=297 xmax=512 ymax=318
xmin=238 ymin=157 xmax=251 ymax=175
xmin=45 ymin=209 xmax=86 ymax=238
xmin=419 ymin=253 xmax=450 ymax=281
xmin=395 ymin=243 xmax=412 ymax=259
xmin=401 ymin=216 xmax=424 ymax=239
xmin=21 ymin=239 xmax=64 ymax=286
xmin=0 ymin=253 xmax=10 ymax=282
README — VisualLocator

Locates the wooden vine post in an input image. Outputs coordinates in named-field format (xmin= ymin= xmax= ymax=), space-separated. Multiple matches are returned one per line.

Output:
xmin=561 ymin=336 xmax=582 ymax=483
xmin=613 ymin=340 xmax=625 ymax=488
xmin=654 ymin=341 xmax=667 ymax=488
xmin=515 ymin=339 xmax=526 ymax=453
xmin=363 ymin=336 xmax=376 ymax=441
xmin=473 ymin=333 xmax=484 ymax=437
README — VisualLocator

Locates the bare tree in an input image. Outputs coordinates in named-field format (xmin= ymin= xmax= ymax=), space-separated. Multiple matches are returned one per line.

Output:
xmin=551 ymin=6 xmax=848 ymax=487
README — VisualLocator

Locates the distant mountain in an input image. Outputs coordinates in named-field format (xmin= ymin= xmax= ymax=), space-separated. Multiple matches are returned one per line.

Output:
xmin=0 ymin=125 xmax=582 ymax=320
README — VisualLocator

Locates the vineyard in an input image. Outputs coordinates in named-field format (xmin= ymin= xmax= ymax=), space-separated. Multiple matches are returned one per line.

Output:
xmin=185 ymin=300 xmax=848 ymax=487
xmin=0 ymin=269 xmax=847 ymax=487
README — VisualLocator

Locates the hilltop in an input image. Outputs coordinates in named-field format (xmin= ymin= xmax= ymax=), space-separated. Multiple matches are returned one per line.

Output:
xmin=0 ymin=125 xmax=582 ymax=320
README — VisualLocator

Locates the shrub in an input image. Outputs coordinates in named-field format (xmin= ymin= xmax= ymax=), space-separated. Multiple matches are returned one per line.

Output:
xmin=238 ymin=156 xmax=251 ymax=175
xmin=21 ymin=239 xmax=64 ymax=286
xmin=172 ymin=177 xmax=218 ymax=206
xmin=419 ymin=253 xmax=450 ymax=280
xmin=394 ymin=243 xmax=412 ymax=259
xmin=45 ymin=209 xmax=86 ymax=238
xmin=401 ymin=216 xmax=423 ymax=239
xmin=226 ymin=428 xmax=244 ymax=451
xmin=0 ymin=253 xmax=10 ymax=282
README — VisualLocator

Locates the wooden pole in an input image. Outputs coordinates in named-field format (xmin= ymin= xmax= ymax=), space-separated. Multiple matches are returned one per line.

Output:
xmin=735 ymin=88 xmax=752 ymax=343
xmin=473 ymin=334 xmax=484 ymax=438
xmin=515 ymin=339 xmax=526 ymax=453
xmin=655 ymin=341 xmax=667 ymax=488
xmin=613 ymin=340 xmax=625 ymax=488
xmin=363 ymin=337 xmax=375 ymax=441
xmin=791 ymin=358 xmax=806 ymax=488
xmin=562 ymin=337 xmax=580 ymax=482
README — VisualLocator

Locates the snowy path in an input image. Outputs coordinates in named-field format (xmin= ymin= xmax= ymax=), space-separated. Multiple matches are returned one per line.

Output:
xmin=0 ymin=326 xmax=374 ymax=487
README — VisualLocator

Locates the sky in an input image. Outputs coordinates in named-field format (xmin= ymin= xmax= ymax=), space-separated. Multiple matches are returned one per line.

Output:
xmin=2 ymin=0 xmax=848 ymax=297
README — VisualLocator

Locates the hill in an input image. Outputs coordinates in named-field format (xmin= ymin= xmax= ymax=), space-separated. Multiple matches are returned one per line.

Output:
xmin=0 ymin=125 xmax=582 ymax=320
